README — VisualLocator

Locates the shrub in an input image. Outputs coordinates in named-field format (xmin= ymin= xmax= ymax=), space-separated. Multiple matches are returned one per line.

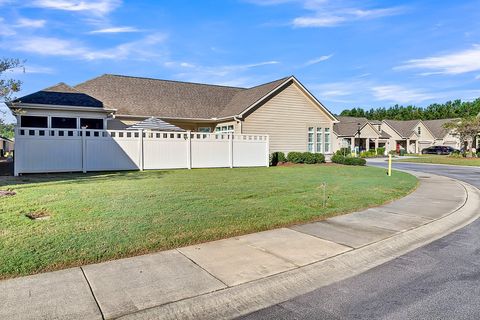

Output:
xmin=336 ymin=147 xmax=351 ymax=156
xmin=287 ymin=152 xmax=304 ymax=163
xmin=344 ymin=157 xmax=367 ymax=166
xmin=360 ymin=150 xmax=377 ymax=158
xmin=331 ymin=154 xmax=346 ymax=164
xmin=270 ymin=152 xmax=287 ymax=166
xmin=313 ymin=153 xmax=326 ymax=163
xmin=388 ymin=150 xmax=397 ymax=155
xmin=376 ymin=147 xmax=386 ymax=156
xmin=477 ymin=150 xmax=480 ymax=158
xmin=302 ymin=152 xmax=316 ymax=164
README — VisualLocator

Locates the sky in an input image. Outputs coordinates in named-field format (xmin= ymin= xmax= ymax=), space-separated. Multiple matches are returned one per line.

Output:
xmin=1 ymin=0 xmax=480 ymax=123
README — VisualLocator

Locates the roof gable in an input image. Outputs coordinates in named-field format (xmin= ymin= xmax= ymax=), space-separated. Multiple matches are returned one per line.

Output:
xmin=423 ymin=118 xmax=457 ymax=139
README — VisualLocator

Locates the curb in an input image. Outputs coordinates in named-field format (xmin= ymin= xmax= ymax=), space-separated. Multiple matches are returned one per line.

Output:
xmin=119 ymin=176 xmax=480 ymax=320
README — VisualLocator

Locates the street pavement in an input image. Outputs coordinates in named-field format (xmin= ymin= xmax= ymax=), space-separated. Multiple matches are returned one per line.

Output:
xmin=239 ymin=160 xmax=480 ymax=320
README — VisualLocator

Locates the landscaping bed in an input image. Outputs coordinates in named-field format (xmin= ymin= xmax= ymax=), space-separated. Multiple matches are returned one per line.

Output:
xmin=0 ymin=165 xmax=417 ymax=278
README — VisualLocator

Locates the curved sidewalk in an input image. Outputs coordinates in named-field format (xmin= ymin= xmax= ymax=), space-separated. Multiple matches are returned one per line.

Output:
xmin=1 ymin=172 xmax=479 ymax=320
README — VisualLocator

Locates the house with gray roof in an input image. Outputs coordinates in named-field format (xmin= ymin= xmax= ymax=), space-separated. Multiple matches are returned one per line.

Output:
xmin=0 ymin=135 xmax=14 ymax=157
xmin=8 ymin=74 xmax=338 ymax=155
xmin=333 ymin=116 xmax=391 ymax=153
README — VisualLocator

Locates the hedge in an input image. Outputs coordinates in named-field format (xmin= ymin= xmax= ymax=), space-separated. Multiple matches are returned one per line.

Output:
xmin=286 ymin=151 xmax=325 ymax=164
xmin=270 ymin=151 xmax=286 ymax=166
xmin=331 ymin=154 xmax=366 ymax=166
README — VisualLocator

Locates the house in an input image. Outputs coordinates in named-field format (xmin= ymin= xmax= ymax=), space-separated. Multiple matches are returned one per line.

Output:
xmin=381 ymin=119 xmax=460 ymax=153
xmin=0 ymin=136 xmax=14 ymax=157
xmin=333 ymin=116 xmax=391 ymax=153
xmin=8 ymin=74 xmax=338 ymax=156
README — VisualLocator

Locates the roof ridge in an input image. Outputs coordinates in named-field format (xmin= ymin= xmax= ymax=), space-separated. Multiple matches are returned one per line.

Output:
xmin=97 ymin=74 xmax=248 ymax=90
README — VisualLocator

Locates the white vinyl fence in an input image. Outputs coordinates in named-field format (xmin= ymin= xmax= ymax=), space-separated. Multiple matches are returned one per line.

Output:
xmin=14 ymin=128 xmax=269 ymax=176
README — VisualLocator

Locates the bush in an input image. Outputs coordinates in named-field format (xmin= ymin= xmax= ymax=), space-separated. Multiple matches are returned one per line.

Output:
xmin=376 ymin=147 xmax=386 ymax=156
xmin=335 ymin=147 xmax=351 ymax=156
xmin=287 ymin=152 xmax=304 ymax=163
xmin=360 ymin=150 xmax=376 ymax=158
xmin=286 ymin=151 xmax=325 ymax=164
xmin=389 ymin=150 xmax=397 ymax=155
xmin=344 ymin=157 xmax=367 ymax=166
xmin=313 ymin=153 xmax=326 ymax=163
xmin=331 ymin=154 xmax=346 ymax=164
xmin=270 ymin=152 xmax=286 ymax=166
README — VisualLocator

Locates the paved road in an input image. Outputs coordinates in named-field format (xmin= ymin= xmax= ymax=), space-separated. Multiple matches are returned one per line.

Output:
xmin=239 ymin=161 xmax=480 ymax=320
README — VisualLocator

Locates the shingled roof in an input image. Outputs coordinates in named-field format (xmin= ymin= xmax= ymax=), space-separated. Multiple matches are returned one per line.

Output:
xmin=423 ymin=118 xmax=457 ymax=139
xmin=73 ymin=74 xmax=291 ymax=119
xmin=13 ymin=83 xmax=104 ymax=108
xmin=383 ymin=119 xmax=421 ymax=138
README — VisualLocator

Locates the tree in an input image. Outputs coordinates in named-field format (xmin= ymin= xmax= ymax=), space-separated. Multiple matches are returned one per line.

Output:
xmin=0 ymin=58 xmax=23 ymax=139
xmin=444 ymin=116 xmax=480 ymax=153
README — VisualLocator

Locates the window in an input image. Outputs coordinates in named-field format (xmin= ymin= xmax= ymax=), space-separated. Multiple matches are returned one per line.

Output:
xmin=417 ymin=126 xmax=421 ymax=135
xmin=307 ymin=127 xmax=314 ymax=152
xmin=215 ymin=125 xmax=234 ymax=133
xmin=80 ymin=118 xmax=104 ymax=129
xmin=20 ymin=116 xmax=47 ymax=128
xmin=51 ymin=117 xmax=76 ymax=129
xmin=198 ymin=127 xmax=212 ymax=133
xmin=316 ymin=128 xmax=323 ymax=153
xmin=324 ymin=128 xmax=331 ymax=153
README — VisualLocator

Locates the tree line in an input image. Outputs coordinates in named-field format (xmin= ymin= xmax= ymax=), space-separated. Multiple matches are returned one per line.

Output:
xmin=340 ymin=98 xmax=480 ymax=121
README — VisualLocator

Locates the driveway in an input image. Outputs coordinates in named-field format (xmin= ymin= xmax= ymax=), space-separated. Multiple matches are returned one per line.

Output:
xmin=239 ymin=161 xmax=480 ymax=320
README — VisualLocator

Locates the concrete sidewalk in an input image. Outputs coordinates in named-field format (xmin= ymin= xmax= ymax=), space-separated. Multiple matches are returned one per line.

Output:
xmin=1 ymin=172 xmax=479 ymax=320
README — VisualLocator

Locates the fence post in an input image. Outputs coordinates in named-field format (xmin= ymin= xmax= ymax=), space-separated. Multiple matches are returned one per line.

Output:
xmin=13 ymin=127 xmax=19 ymax=176
xmin=265 ymin=135 xmax=270 ymax=167
xmin=81 ymin=127 xmax=87 ymax=173
xmin=229 ymin=133 xmax=234 ymax=168
xmin=138 ymin=129 xmax=144 ymax=171
xmin=187 ymin=130 xmax=192 ymax=169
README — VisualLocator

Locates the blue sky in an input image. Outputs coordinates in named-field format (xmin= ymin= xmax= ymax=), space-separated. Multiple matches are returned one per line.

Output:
xmin=1 ymin=0 xmax=480 ymax=122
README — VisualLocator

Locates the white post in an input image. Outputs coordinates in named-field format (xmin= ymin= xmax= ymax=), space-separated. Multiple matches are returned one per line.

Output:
xmin=138 ymin=129 xmax=144 ymax=171
xmin=229 ymin=133 xmax=234 ymax=168
xmin=81 ymin=127 xmax=87 ymax=173
xmin=406 ymin=138 xmax=411 ymax=154
xmin=186 ymin=130 xmax=192 ymax=169
xmin=265 ymin=135 xmax=270 ymax=167
xmin=13 ymin=127 xmax=19 ymax=176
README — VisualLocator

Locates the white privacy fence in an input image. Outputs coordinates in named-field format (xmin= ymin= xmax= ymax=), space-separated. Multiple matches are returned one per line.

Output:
xmin=14 ymin=128 xmax=269 ymax=176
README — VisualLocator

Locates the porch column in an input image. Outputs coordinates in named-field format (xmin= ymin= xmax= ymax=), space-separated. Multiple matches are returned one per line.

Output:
xmin=365 ymin=138 xmax=370 ymax=150
xmin=406 ymin=138 xmax=410 ymax=153
xmin=415 ymin=140 xmax=418 ymax=154
xmin=350 ymin=137 xmax=355 ymax=149
xmin=375 ymin=139 xmax=379 ymax=150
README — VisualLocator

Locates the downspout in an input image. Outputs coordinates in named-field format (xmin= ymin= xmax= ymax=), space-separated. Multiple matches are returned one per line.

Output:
xmin=233 ymin=116 xmax=242 ymax=134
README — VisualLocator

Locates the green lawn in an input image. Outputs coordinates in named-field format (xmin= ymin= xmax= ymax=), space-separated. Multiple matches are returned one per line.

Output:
xmin=395 ymin=155 xmax=480 ymax=166
xmin=0 ymin=165 xmax=417 ymax=278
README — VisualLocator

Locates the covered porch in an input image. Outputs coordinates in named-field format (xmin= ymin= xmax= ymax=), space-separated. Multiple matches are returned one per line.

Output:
xmin=342 ymin=137 xmax=389 ymax=153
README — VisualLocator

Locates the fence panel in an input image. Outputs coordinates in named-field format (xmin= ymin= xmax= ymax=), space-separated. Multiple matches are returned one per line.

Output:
xmin=14 ymin=128 xmax=269 ymax=175
xmin=143 ymin=131 xmax=189 ymax=169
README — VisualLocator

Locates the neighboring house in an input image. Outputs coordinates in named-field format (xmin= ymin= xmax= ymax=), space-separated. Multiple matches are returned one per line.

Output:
xmin=0 ymin=136 xmax=14 ymax=157
xmin=8 ymin=74 xmax=338 ymax=155
xmin=381 ymin=119 xmax=460 ymax=153
xmin=333 ymin=116 xmax=391 ymax=152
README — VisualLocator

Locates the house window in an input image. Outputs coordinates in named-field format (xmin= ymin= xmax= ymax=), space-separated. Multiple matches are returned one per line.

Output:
xmin=215 ymin=125 xmax=234 ymax=133
xmin=417 ymin=126 xmax=421 ymax=135
xmin=307 ymin=127 xmax=314 ymax=152
xmin=316 ymin=128 xmax=323 ymax=153
xmin=51 ymin=117 xmax=76 ymax=129
xmin=198 ymin=127 xmax=212 ymax=133
xmin=324 ymin=128 xmax=331 ymax=153
xmin=80 ymin=118 xmax=104 ymax=129
xmin=20 ymin=116 xmax=48 ymax=128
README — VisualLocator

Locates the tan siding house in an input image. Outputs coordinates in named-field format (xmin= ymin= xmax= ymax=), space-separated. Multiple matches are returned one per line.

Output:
xmin=241 ymin=83 xmax=334 ymax=153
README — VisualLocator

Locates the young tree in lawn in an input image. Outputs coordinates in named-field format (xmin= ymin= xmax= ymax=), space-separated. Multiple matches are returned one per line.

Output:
xmin=444 ymin=116 xmax=480 ymax=155
xmin=0 ymin=58 xmax=23 ymax=139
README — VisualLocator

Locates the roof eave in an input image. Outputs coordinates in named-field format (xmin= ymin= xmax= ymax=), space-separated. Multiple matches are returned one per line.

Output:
xmin=7 ymin=102 xmax=117 ymax=113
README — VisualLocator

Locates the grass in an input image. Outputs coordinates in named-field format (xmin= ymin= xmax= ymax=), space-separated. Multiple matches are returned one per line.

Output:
xmin=0 ymin=165 xmax=417 ymax=279
xmin=395 ymin=154 xmax=480 ymax=166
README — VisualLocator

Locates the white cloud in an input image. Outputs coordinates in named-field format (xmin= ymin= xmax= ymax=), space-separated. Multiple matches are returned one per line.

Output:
xmin=0 ymin=17 xmax=15 ymax=35
xmin=396 ymin=45 xmax=480 ymax=75
xmin=475 ymin=75 xmax=480 ymax=80
xmin=15 ymin=17 xmax=46 ymax=28
xmin=30 ymin=0 xmax=121 ymax=16
xmin=6 ymin=33 xmax=167 ymax=61
xmin=304 ymin=54 xmax=333 ymax=66
xmin=371 ymin=85 xmax=434 ymax=103
xmin=9 ymin=65 xmax=55 ymax=74
xmin=248 ymin=0 xmax=405 ymax=28
xmin=89 ymin=26 xmax=141 ymax=34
